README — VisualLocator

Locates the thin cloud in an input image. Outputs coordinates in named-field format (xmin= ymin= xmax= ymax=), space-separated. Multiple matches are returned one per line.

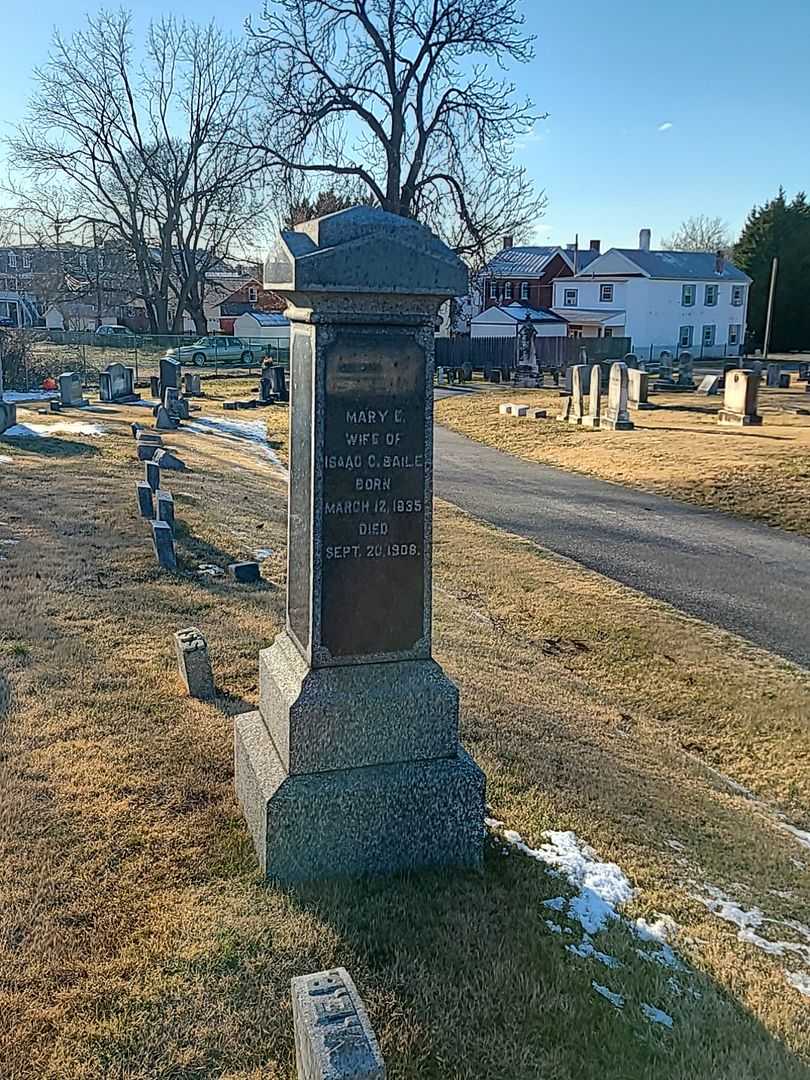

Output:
xmin=657 ymin=121 xmax=673 ymax=132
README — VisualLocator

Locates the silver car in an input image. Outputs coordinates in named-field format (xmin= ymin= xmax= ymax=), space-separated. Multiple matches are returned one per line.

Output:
xmin=165 ymin=336 xmax=255 ymax=367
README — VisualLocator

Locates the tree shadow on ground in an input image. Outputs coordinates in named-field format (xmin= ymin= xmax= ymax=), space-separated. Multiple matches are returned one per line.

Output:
xmin=173 ymin=520 xmax=279 ymax=595
xmin=0 ymin=437 xmax=100 ymax=458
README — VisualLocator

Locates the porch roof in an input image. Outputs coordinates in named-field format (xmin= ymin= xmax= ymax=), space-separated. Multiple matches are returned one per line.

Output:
xmin=550 ymin=308 xmax=626 ymax=327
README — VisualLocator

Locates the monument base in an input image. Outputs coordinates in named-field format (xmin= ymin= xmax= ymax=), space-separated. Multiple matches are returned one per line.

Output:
xmin=601 ymin=418 xmax=634 ymax=430
xmin=234 ymin=710 xmax=486 ymax=882
xmin=581 ymin=416 xmax=600 ymax=429
xmin=718 ymin=410 xmax=762 ymax=427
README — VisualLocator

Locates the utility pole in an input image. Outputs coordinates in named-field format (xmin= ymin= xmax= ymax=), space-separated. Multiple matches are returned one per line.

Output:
xmin=92 ymin=222 xmax=103 ymax=329
xmin=762 ymin=256 xmax=778 ymax=361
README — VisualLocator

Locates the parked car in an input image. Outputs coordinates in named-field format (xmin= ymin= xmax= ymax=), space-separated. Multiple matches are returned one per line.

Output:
xmin=95 ymin=324 xmax=133 ymax=338
xmin=164 ymin=336 xmax=255 ymax=366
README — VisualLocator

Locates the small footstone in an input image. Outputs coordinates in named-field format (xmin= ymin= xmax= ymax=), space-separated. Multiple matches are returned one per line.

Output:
xmin=151 ymin=520 xmax=176 ymax=570
xmin=137 ymin=432 xmax=163 ymax=446
xmin=145 ymin=460 xmax=161 ymax=492
xmin=136 ymin=481 xmax=154 ymax=519
xmin=229 ymin=561 xmax=261 ymax=583
xmin=131 ymin=422 xmax=142 ymax=438
xmin=291 ymin=968 xmax=384 ymax=1080
xmin=498 ymin=402 xmax=517 ymax=416
xmin=153 ymin=448 xmax=186 ymax=471
xmin=527 ymin=407 xmax=547 ymax=419
xmin=156 ymin=489 xmax=175 ymax=532
xmin=136 ymin=443 xmax=159 ymax=461
xmin=174 ymin=627 xmax=215 ymax=700
xmin=155 ymin=406 xmax=179 ymax=430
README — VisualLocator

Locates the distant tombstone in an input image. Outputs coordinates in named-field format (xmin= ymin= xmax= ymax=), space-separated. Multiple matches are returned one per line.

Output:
xmin=153 ymin=448 xmax=186 ymax=471
xmin=174 ymin=627 xmax=215 ymax=700
xmin=99 ymin=362 xmax=139 ymax=403
xmin=623 ymin=352 xmax=639 ymax=370
xmin=260 ymin=363 xmax=275 ymax=403
xmin=156 ymin=489 xmax=175 ymax=532
xmin=155 ymin=406 xmax=179 ymax=430
xmin=766 ymin=364 xmax=782 ymax=388
xmin=602 ymin=362 xmax=634 ymax=430
xmin=183 ymin=372 xmax=202 ymax=396
xmin=59 ymin=371 xmax=86 ymax=407
xmin=676 ymin=352 xmax=694 ymax=388
xmin=0 ymin=401 xmax=17 ymax=435
xmin=719 ymin=362 xmax=738 ymax=390
xmin=569 ymin=364 xmax=587 ymax=425
xmin=627 ymin=369 xmax=652 ymax=409
xmin=658 ymin=351 xmax=674 ymax=382
xmin=779 ymin=372 xmax=791 ymax=389
xmin=163 ymin=386 xmax=189 ymax=420
xmin=798 ymin=362 xmax=810 ymax=382
xmin=291 ymin=968 xmax=385 ymax=1080
xmin=151 ymin=520 xmax=177 ymax=570
xmin=718 ymin=369 xmax=762 ymax=426
xmin=557 ymin=395 xmax=573 ymax=422
xmin=229 ymin=560 xmax=261 ymax=583
xmin=150 ymin=375 xmax=161 ymax=398
xmin=749 ymin=360 xmax=763 ymax=379
xmin=582 ymin=364 xmax=602 ymax=428
xmin=159 ymin=356 xmax=181 ymax=395
xmin=145 ymin=460 xmax=161 ymax=492
xmin=136 ymin=481 xmax=154 ymax=518
xmin=697 ymin=375 xmax=721 ymax=396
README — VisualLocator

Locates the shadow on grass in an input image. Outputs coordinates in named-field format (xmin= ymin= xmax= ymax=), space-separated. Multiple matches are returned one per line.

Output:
xmin=1 ymin=437 xmax=100 ymax=458
xmin=173 ymin=520 xmax=278 ymax=593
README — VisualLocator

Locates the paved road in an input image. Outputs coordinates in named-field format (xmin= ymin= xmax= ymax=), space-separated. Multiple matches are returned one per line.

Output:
xmin=432 ymin=411 xmax=810 ymax=668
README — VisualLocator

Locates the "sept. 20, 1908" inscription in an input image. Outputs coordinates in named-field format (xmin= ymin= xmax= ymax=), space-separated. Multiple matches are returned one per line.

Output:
xmin=320 ymin=332 xmax=426 ymax=658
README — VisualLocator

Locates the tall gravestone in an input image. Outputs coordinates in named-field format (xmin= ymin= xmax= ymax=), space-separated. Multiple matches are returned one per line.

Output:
xmin=582 ymin=365 xmax=601 ymax=428
xmin=59 ymin=371 xmax=86 ymax=407
xmin=568 ymin=364 xmax=587 ymax=425
xmin=719 ymin=369 xmax=763 ymax=426
xmin=234 ymin=207 xmax=485 ymax=882
xmin=99 ymin=362 xmax=140 ymax=403
xmin=159 ymin=356 xmax=181 ymax=400
xmin=627 ymin=369 xmax=652 ymax=409
xmin=602 ymin=362 xmax=634 ymax=430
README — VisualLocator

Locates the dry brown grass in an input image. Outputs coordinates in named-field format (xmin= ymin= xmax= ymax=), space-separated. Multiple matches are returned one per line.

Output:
xmin=1 ymin=398 xmax=810 ymax=1078
xmin=435 ymin=380 xmax=810 ymax=535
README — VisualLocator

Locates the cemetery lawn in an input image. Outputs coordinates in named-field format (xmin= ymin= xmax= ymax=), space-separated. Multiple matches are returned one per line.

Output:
xmin=2 ymin=399 xmax=810 ymax=1079
xmin=435 ymin=381 xmax=810 ymax=536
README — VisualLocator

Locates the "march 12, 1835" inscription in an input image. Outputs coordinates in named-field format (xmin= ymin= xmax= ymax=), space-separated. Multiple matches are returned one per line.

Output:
xmin=321 ymin=331 xmax=426 ymax=658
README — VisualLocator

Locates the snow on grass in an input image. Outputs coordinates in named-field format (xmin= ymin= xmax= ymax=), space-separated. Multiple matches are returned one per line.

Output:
xmin=567 ymin=937 xmax=621 ymax=968
xmin=2 ymin=391 xmax=58 ymax=403
xmin=631 ymin=916 xmax=684 ymax=970
xmin=782 ymin=823 xmax=810 ymax=851
xmin=254 ymin=548 xmax=274 ymax=561
xmin=185 ymin=416 xmax=287 ymax=476
xmin=544 ymin=920 xmax=562 ymax=934
xmin=641 ymin=1003 xmax=674 ymax=1029
xmin=197 ymin=564 xmax=225 ymax=577
xmin=4 ymin=421 xmax=106 ymax=437
xmin=592 ymin=982 xmax=624 ymax=1009
xmin=787 ymin=972 xmax=810 ymax=997
xmin=0 ymin=455 xmax=13 ymax=464
xmin=500 ymin=828 xmax=635 ymax=934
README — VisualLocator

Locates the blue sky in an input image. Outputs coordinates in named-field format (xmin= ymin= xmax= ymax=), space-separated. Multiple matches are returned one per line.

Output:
xmin=2 ymin=0 xmax=808 ymax=250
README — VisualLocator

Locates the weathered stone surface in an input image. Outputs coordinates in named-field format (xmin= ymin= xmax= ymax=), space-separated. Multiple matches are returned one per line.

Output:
xmin=557 ymin=396 xmax=572 ymax=422
xmin=235 ymin=710 xmax=485 ymax=882
xmin=526 ymin=407 xmax=547 ymax=420
xmin=99 ymin=362 xmax=139 ymax=403
xmin=658 ymin=351 xmax=674 ymax=382
xmin=174 ymin=626 xmax=215 ymax=700
xmin=136 ymin=481 xmax=154 ymax=519
xmin=153 ymin=448 xmax=186 ymax=471
xmin=697 ymin=375 xmax=721 ymax=395
xmin=159 ymin=356 xmax=181 ymax=394
xmin=229 ymin=561 xmax=261 ymax=583
xmin=155 ymin=406 xmax=179 ymax=430
xmin=145 ymin=460 xmax=161 ymax=492
xmin=150 ymin=375 xmax=161 ymax=399
xmin=676 ymin=352 xmax=694 ymax=388
xmin=568 ymin=365 xmax=587 ymax=424
xmin=137 ymin=443 xmax=159 ymax=461
xmin=59 ymin=371 xmax=86 ymax=407
xmin=766 ymin=364 xmax=782 ymax=388
xmin=719 ymin=369 xmax=762 ymax=426
xmin=151 ymin=520 xmax=176 ymax=570
xmin=258 ymin=632 xmax=458 ymax=774
xmin=627 ymin=369 xmax=652 ymax=409
xmin=498 ymin=402 xmax=516 ymax=416
xmin=156 ymin=489 xmax=175 ymax=532
xmin=292 ymin=968 xmax=384 ymax=1080
xmin=0 ymin=401 xmax=17 ymax=434
xmin=582 ymin=364 xmax=602 ymax=428
xmin=183 ymin=372 xmax=202 ymax=396
xmin=602 ymin=362 xmax=634 ymax=430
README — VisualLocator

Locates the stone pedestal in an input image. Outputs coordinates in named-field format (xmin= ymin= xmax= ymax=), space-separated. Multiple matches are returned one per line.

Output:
xmin=719 ymin=369 xmax=762 ymax=426
xmin=235 ymin=207 xmax=485 ymax=882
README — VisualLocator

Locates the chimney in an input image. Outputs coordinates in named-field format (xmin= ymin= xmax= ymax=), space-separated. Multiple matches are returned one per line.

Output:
xmin=715 ymin=250 xmax=725 ymax=274
xmin=589 ymin=239 xmax=601 ymax=253
xmin=502 ymin=235 xmax=513 ymax=249
xmin=639 ymin=228 xmax=651 ymax=252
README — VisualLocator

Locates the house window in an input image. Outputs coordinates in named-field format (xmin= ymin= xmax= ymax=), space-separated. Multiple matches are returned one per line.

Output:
xmin=599 ymin=283 xmax=614 ymax=303
xmin=564 ymin=288 xmax=578 ymax=306
xmin=97 ymin=253 xmax=105 ymax=270
xmin=731 ymin=285 xmax=744 ymax=306
xmin=504 ymin=282 xmax=513 ymax=301
xmin=248 ymin=286 xmax=258 ymax=303
xmin=603 ymin=327 xmax=614 ymax=338
xmin=488 ymin=279 xmax=497 ymax=300
xmin=79 ymin=253 xmax=88 ymax=270
xmin=728 ymin=323 xmax=741 ymax=346
xmin=682 ymin=284 xmax=695 ymax=306
xmin=705 ymin=284 xmax=718 ymax=306
xmin=22 ymin=253 xmax=31 ymax=269
xmin=520 ymin=281 xmax=529 ymax=301
xmin=702 ymin=325 xmax=716 ymax=347
xmin=7 ymin=251 xmax=17 ymax=269
xmin=569 ymin=325 xmax=583 ymax=338
xmin=679 ymin=325 xmax=693 ymax=348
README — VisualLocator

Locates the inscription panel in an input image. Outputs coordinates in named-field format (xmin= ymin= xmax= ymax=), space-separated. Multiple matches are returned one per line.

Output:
xmin=321 ymin=332 xmax=426 ymax=658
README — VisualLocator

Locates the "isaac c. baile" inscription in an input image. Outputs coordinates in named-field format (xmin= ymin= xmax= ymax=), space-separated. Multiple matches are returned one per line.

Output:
xmin=321 ymin=333 xmax=426 ymax=658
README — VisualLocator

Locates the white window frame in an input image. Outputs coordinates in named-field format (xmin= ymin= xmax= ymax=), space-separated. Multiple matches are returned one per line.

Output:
xmin=563 ymin=287 xmax=578 ymax=307
xmin=702 ymin=324 xmax=716 ymax=347
xmin=79 ymin=253 xmax=88 ymax=270
xmin=22 ymin=253 xmax=31 ymax=269
xmin=7 ymin=251 xmax=17 ymax=269
xmin=705 ymin=284 xmax=718 ymax=306
xmin=488 ymin=279 xmax=497 ymax=300
xmin=599 ymin=283 xmax=614 ymax=303
xmin=603 ymin=327 xmax=614 ymax=338
xmin=504 ymin=282 xmax=513 ymax=301
xmin=679 ymin=325 xmax=693 ymax=348
xmin=248 ymin=286 xmax=258 ymax=303
xmin=727 ymin=323 xmax=740 ymax=346
xmin=520 ymin=281 xmax=529 ymax=301
xmin=569 ymin=325 xmax=583 ymax=338
xmin=731 ymin=285 xmax=744 ymax=306
xmin=682 ymin=284 xmax=695 ymax=307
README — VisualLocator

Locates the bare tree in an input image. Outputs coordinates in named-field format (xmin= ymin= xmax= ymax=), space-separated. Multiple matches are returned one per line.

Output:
xmin=10 ymin=11 xmax=266 ymax=334
xmin=661 ymin=215 xmax=734 ymax=253
xmin=250 ymin=0 xmax=546 ymax=265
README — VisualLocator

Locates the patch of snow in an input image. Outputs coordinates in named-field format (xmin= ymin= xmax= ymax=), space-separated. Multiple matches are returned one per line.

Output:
xmin=592 ymin=982 xmax=624 ymax=1009
xmin=485 ymin=817 xmax=505 ymax=829
xmin=664 ymin=839 xmax=686 ymax=852
xmin=543 ymin=896 xmax=566 ymax=912
xmin=544 ymin=920 xmax=562 ymax=934
xmin=786 ymin=971 xmax=810 ymax=997
xmin=2 ymin=391 xmax=58 ymax=402
xmin=567 ymin=937 xmax=621 ymax=968
xmin=254 ymin=548 xmax=274 ymax=561
xmin=667 ymin=976 xmax=682 ymax=996
xmin=197 ymin=563 xmax=225 ymax=577
xmin=185 ymin=416 xmax=288 ymax=476
xmin=641 ymin=1003 xmax=673 ymax=1028
xmin=699 ymin=887 xmax=810 ymax=966
xmin=782 ymin=823 xmax=810 ymax=851
xmin=0 ymin=455 xmax=13 ymax=464
xmin=0 ymin=539 xmax=20 ymax=545
xmin=4 ymin=421 xmax=106 ymax=437
xmin=631 ymin=915 xmax=684 ymax=970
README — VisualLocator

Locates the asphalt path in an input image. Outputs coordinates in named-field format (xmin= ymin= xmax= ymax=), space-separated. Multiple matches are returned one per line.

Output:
xmin=432 ymin=393 xmax=810 ymax=668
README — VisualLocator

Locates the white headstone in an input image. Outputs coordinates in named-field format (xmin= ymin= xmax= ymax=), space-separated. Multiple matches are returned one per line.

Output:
xmin=602 ymin=362 xmax=634 ymax=430
xmin=719 ymin=369 xmax=762 ymax=426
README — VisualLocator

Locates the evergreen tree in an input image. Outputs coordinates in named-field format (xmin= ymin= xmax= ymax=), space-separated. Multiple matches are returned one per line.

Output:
xmin=734 ymin=189 xmax=810 ymax=351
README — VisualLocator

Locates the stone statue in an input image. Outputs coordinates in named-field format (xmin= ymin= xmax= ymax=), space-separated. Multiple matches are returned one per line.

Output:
xmin=518 ymin=314 xmax=538 ymax=370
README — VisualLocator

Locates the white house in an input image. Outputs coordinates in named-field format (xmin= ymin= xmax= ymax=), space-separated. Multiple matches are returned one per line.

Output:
xmin=232 ymin=309 xmax=290 ymax=340
xmin=470 ymin=302 xmax=568 ymax=340
xmin=551 ymin=230 xmax=751 ymax=358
